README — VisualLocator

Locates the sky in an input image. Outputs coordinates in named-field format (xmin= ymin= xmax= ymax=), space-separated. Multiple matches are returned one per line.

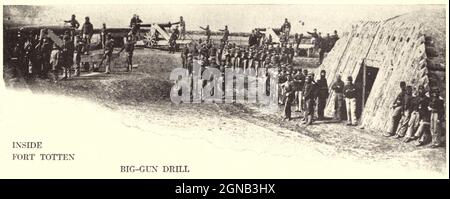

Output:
xmin=4 ymin=4 xmax=446 ymax=34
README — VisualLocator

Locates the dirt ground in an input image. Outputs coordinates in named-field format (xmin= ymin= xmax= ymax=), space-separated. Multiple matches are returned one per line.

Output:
xmin=13 ymin=48 xmax=447 ymax=176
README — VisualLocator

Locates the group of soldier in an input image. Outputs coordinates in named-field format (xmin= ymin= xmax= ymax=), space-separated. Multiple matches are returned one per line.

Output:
xmin=180 ymin=38 xmax=298 ymax=77
xmin=278 ymin=69 xmax=358 ymax=126
xmin=384 ymin=82 xmax=445 ymax=148
xmin=8 ymin=27 xmax=85 ymax=83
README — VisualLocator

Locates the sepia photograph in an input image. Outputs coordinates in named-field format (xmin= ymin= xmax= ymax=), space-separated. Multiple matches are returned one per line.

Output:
xmin=0 ymin=0 xmax=448 ymax=180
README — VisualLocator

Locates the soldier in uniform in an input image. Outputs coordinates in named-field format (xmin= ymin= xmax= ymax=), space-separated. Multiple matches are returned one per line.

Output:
xmin=219 ymin=25 xmax=230 ymax=44
xmin=331 ymin=74 xmax=345 ymax=121
xmin=318 ymin=34 xmax=328 ymax=64
xmin=65 ymin=14 xmax=80 ymax=29
xmin=81 ymin=16 xmax=94 ymax=54
xmin=282 ymin=75 xmax=295 ymax=121
xmin=302 ymin=75 xmax=316 ymax=125
xmin=181 ymin=44 xmax=190 ymax=69
xmin=179 ymin=16 xmax=186 ymax=40
xmin=343 ymin=76 xmax=357 ymax=126
xmin=23 ymin=34 xmax=37 ymax=79
xmin=200 ymin=25 xmax=211 ymax=41
xmin=130 ymin=14 xmax=143 ymax=34
xmin=99 ymin=33 xmax=115 ymax=74
xmin=393 ymin=86 xmax=413 ymax=139
xmin=49 ymin=43 xmax=61 ymax=83
xmin=100 ymin=23 xmax=107 ymax=50
xmin=293 ymin=70 xmax=302 ymax=112
xmin=329 ymin=30 xmax=339 ymax=50
xmin=73 ymin=35 xmax=84 ymax=77
xmin=403 ymin=87 xmax=422 ymax=143
xmin=280 ymin=18 xmax=291 ymax=44
xmin=169 ymin=26 xmax=180 ymax=54
xmin=64 ymin=14 xmax=80 ymax=40
xmin=37 ymin=30 xmax=53 ymax=79
xmin=428 ymin=88 xmax=444 ymax=148
xmin=61 ymin=35 xmax=74 ymax=80
xmin=411 ymin=86 xmax=430 ymax=146
xmin=384 ymin=81 xmax=407 ymax=137
xmin=316 ymin=70 xmax=329 ymax=120
xmin=119 ymin=33 xmax=136 ymax=72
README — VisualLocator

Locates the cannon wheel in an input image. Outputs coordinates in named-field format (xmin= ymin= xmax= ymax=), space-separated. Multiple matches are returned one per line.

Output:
xmin=145 ymin=38 xmax=158 ymax=48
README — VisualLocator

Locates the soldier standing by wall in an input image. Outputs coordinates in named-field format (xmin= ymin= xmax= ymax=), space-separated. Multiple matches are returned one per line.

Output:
xmin=331 ymin=74 xmax=345 ymax=121
xmin=414 ymin=86 xmax=431 ymax=146
xmin=393 ymin=86 xmax=413 ymax=139
xmin=428 ymin=88 xmax=444 ymax=148
xmin=316 ymin=70 xmax=329 ymax=120
xmin=403 ymin=87 xmax=421 ymax=143
xmin=384 ymin=82 xmax=406 ymax=137
xmin=343 ymin=76 xmax=357 ymax=126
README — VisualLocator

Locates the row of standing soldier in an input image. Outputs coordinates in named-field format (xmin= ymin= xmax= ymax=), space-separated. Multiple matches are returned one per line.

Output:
xmin=279 ymin=69 xmax=356 ymax=126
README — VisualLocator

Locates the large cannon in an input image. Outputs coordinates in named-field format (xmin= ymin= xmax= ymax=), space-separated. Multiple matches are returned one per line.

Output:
xmin=140 ymin=21 xmax=190 ymax=49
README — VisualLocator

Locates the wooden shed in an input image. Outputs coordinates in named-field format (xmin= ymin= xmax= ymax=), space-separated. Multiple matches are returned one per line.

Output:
xmin=316 ymin=9 xmax=446 ymax=132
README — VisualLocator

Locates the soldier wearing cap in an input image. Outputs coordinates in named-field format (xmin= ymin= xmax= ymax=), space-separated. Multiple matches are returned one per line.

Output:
xmin=414 ymin=85 xmax=431 ymax=146
xmin=393 ymin=85 xmax=413 ymax=139
xmin=187 ymin=53 xmax=194 ymax=75
xmin=302 ymin=75 xmax=316 ymax=125
xmin=200 ymin=25 xmax=211 ymax=41
xmin=99 ymin=33 xmax=115 ymax=74
xmin=316 ymin=70 xmax=329 ymax=120
xmin=81 ymin=16 xmax=94 ymax=54
xmin=179 ymin=16 xmax=186 ymax=40
xmin=293 ymin=70 xmax=303 ymax=112
xmin=169 ymin=26 xmax=180 ymax=54
xmin=343 ymin=76 xmax=357 ymax=126
xmin=73 ymin=35 xmax=84 ymax=76
xmin=61 ymin=34 xmax=74 ymax=80
xmin=280 ymin=18 xmax=291 ymax=43
xmin=65 ymin=14 xmax=80 ymax=29
xmin=403 ymin=87 xmax=422 ymax=143
xmin=37 ymin=30 xmax=53 ymax=79
xmin=49 ymin=43 xmax=61 ymax=83
xmin=100 ymin=23 xmax=107 ymax=50
xmin=282 ymin=74 xmax=295 ymax=121
xmin=219 ymin=25 xmax=230 ymax=44
xmin=119 ymin=33 xmax=136 ymax=72
xmin=181 ymin=44 xmax=190 ymax=68
xmin=331 ymin=74 xmax=345 ymax=121
xmin=384 ymin=81 xmax=407 ymax=137
xmin=428 ymin=88 xmax=444 ymax=148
